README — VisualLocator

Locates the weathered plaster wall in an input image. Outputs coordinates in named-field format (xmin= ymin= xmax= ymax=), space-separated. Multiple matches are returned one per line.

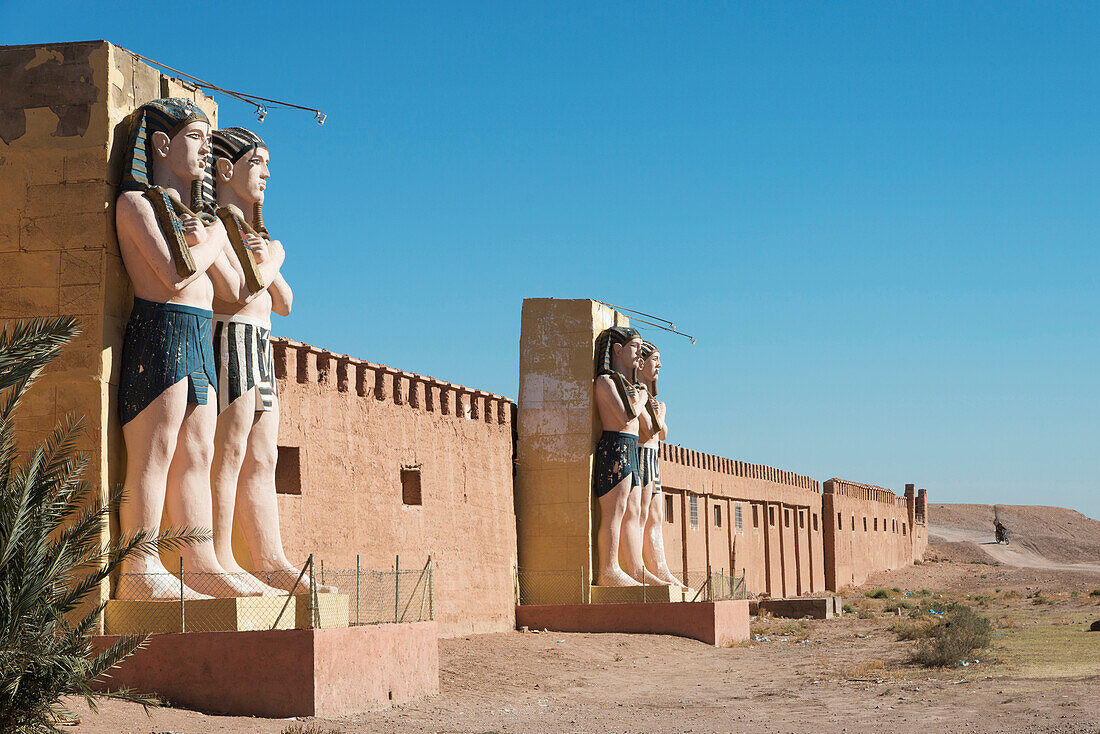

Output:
xmin=658 ymin=447 xmax=826 ymax=596
xmin=271 ymin=339 xmax=517 ymax=637
xmin=0 ymin=41 xmax=218 ymax=625
xmin=821 ymin=478 xmax=928 ymax=591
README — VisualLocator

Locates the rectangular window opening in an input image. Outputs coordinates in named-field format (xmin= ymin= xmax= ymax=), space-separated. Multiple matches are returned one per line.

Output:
xmin=713 ymin=504 xmax=722 ymax=527
xmin=813 ymin=513 xmax=818 ymax=532
xmin=799 ymin=511 xmax=805 ymax=529
xmin=275 ymin=446 xmax=301 ymax=495
xmin=768 ymin=506 xmax=776 ymax=526
xmin=863 ymin=517 xmax=868 ymax=532
xmin=401 ymin=466 xmax=422 ymax=506
xmin=902 ymin=522 xmax=907 ymax=536
xmin=689 ymin=496 xmax=699 ymax=530
xmin=837 ymin=512 xmax=843 ymax=530
xmin=752 ymin=504 xmax=760 ymax=528
xmin=734 ymin=502 xmax=744 ymax=533
xmin=784 ymin=509 xmax=790 ymax=528
xmin=873 ymin=517 xmax=878 ymax=531
xmin=665 ymin=493 xmax=674 ymax=524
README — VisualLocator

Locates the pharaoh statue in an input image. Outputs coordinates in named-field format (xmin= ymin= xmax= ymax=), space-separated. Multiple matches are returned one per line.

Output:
xmin=207 ymin=128 xmax=332 ymax=593
xmin=593 ymin=327 xmax=667 ymax=587
xmin=636 ymin=341 xmax=685 ymax=587
xmin=114 ymin=99 xmax=279 ymax=598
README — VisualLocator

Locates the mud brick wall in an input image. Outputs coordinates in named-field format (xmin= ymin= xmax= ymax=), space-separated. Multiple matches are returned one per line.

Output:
xmin=0 ymin=41 xmax=218 ymax=626
xmin=271 ymin=339 xmax=517 ymax=637
xmin=821 ymin=478 xmax=928 ymax=591
xmin=659 ymin=449 xmax=826 ymax=596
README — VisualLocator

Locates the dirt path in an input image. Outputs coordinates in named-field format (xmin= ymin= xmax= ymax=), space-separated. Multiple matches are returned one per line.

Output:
xmin=928 ymin=525 xmax=1100 ymax=573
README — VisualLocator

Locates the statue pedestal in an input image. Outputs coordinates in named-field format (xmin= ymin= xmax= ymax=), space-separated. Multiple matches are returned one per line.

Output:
xmin=295 ymin=593 xmax=350 ymax=629
xmin=516 ymin=600 xmax=750 ymax=647
xmin=104 ymin=596 xmax=295 ymax=634
xmin=589 ymin=584 xmax=683 ymax=604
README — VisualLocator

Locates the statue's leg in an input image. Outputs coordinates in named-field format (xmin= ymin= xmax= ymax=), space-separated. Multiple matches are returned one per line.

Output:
xmin=235 ymin=400 xmax=336 ymax=593
xmin=117 ymin=379 xmax=210 ymax=600
xmin=209 ymin=387 xmax=257 ymax=574
xmin=596 ymin=476 xmax=641 ymax=587
xmin=643 ymin=492 xmax=687 ymax=588
xmin=163 ymin=397 xmax=279 ymax=597
xmin=621 ymin=481 xmax=667 ymax=585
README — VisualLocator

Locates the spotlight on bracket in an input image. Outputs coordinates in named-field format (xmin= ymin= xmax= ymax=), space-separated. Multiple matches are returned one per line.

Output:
xmin=255 ymin=105 xmax=268 ymax=123
xmin=315 ymin=111 xmax=326 ymax=126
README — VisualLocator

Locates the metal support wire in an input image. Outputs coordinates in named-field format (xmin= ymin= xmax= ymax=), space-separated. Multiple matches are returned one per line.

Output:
xmin=121 ymin=47 xmax=326 ymax=125
xmin=595 ymin=301 xmax=696 ymax=344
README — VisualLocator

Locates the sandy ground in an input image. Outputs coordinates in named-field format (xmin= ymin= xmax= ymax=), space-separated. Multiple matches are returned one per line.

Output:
xmin=66 ymin=505 xmax=1100 ymax=734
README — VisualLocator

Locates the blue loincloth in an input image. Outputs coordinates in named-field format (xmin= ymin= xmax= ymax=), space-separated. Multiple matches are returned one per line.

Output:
xmin=594 ymin=431 xmax=641 ymax=498
xmin=119 ymin=298 xmax=218 ymax=426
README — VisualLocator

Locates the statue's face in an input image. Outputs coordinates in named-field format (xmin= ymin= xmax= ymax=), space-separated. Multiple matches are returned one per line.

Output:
xmin=227 ymin=146 xmax=270 ymax=205
xmin=641 ymin=351 xmax=660 ymax=382
xmin=612 ymin=337 xmax=644 ymax=374
xmin=157 ymin=121 xmax=212 ymax=182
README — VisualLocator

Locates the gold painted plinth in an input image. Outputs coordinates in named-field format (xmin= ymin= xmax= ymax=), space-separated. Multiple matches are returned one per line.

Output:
xmin=104 ymin=596 xmax=296 ymax=635
xmin=295 ymin=593 xmax=350 ymax=629
xmin=589 ymin=584 xmax=681 ymax=605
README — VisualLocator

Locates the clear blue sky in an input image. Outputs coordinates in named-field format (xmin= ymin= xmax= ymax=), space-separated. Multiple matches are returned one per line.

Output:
xmin=5 ymin=2 xmax=1099 ymax=519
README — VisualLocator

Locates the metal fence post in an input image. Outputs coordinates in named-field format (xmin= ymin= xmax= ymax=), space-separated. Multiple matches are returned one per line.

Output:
xmin=308 ymin=553 xmax=316 ymax=629
xmin=355 ymin=554 xmax=361 ymax=626
xmin=428 ymin=556 xmax=434 ymax=620
xmin=179 ymin=557 xmax=185 ymax=633
xmin=394 ymin=555 xmax=400 ymax=623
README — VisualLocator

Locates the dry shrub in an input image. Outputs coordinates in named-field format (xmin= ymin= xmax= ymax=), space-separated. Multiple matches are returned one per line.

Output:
xmin=281 ymin=725 xmax=343 ymax=734
xmin=910 ymin=604 xmax=992 ymax=668
xmin=889 ymin=619 xmax=937 ymax=641
xmin=844 ymin=659 xmax=886 ymax=679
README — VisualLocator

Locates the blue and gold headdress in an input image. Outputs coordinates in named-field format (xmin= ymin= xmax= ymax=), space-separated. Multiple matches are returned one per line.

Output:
xmin=118 ymin=98 xmax=210 ymax=193
xmin=595 ymin=326 xmax=643 ymax=419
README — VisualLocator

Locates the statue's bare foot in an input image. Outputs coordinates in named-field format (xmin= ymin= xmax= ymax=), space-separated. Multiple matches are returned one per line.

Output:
xmin=115 ymin=572 xmax=212 ymax=600
xmin=254 ymin=568 xmax=338 ymax=594
xmin=184 ymin=571 xmax=281 ymax=598
xmin=631 ymin=567 xmax=671 ymax=586
xmin=651 ymin=566 xmax=688 ymax=588
xmin=596 ymin=568 xmax=643 ymax=587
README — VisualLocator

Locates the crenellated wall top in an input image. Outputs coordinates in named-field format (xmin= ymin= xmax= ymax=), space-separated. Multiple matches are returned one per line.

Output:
xmin=823 ymin=478 xmax=909 ymax=508
xmin=271 ymin=337 xmax=514 ymax=426
xmin=658 ymin=443 xmax=821 ymax=493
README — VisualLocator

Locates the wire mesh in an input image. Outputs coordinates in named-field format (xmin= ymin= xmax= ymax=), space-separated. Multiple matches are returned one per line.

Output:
xmin=107 ymin=556 xmax=433 ymax=634
xmin=515 ymin=567 xmax=750 ymax=605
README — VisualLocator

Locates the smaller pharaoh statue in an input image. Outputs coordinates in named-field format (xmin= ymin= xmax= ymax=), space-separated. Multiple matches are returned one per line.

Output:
xmin=114 ymin=99 xmax=277 ymax=598
xmin=636 ymin=341 xmax=685 ymax=588
xmin=207 ymin=128 xmax=333 ymax=593
xmin=593 ymin=327 xmax=668 ymax=587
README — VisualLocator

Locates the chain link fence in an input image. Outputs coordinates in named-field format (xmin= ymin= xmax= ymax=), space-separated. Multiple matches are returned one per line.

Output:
xmin=516 ymin=567 xmax=751 ymax=606
xmin=106 ymin=555 xmax=433 ymax=634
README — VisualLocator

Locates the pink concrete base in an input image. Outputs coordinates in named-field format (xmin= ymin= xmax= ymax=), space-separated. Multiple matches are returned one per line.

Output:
xmin=516 ymin=600 xmax=749 ymax=647
xmin=91 ymin=622 xmax=438 ymax=717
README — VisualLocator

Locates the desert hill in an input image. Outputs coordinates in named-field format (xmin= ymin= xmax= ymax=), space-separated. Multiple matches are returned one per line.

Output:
xmin=927 ymin=503 xmax=1100 ymax=568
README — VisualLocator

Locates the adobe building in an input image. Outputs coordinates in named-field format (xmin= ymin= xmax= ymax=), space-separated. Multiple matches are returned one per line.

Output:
xmin=2 ymin=41 xmax=928 ymax=659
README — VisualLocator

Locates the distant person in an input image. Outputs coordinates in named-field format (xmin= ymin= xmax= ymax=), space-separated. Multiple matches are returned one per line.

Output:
xmin=995 ymin=520 xmax=1009 ymax=544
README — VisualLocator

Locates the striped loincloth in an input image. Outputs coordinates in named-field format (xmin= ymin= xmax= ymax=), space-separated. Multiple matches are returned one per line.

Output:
xmin=212 ymin=315 xmax=277 ymax=413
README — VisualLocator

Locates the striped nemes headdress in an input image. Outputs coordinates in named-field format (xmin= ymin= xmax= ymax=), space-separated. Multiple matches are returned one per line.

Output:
xmin=638 ymin=340 xmax=659 ymax=397
xmin=205 ymin=127 xmax=268 ymax=204
xmin=595 ymin=326 xmax=642 ymax=377
xmin=119 ymin=98 xmax=210 ymax=193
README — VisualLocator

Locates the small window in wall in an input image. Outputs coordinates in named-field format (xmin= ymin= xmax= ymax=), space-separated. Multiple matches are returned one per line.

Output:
xmin=813 ymin=513 xmax=818 ymax=532
xmin=713 ymin=504 xmax=722 ymax=527
xmin=882 ymin=517 xmax=886 ymax=531
xmin=769 ymin=506 xmax=776 ymax=526
xmin=863 ymin=517 xmax=868 ymax=532
xmin=275 ymin=446 xmax=301 ymax=495
xmin=850 ymin=515 xmax=855 ymax=531
xmin=734 ymin=502 xmax=744 ymax=533
xmin=799 ymin=511 xmax=805 ymax=529
xmin=665 ymin=494 xmax=674 ymax=524
xmin=873 ymin=517 xmax=878 ymax=531
xmin=837 ymin=512 xmax=843 ymax=530
xmin=752 ymin=504 xmax=760 ymax=528
xmin=784 ymin=509 xmax=790 ymax=528
xmin=689 ymin=496 xmax=699 ymax=529
xmin=902 ymin=522 xmax=907 ymax=536
xmin=401 ymin=466 xmax=422 ymax=506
